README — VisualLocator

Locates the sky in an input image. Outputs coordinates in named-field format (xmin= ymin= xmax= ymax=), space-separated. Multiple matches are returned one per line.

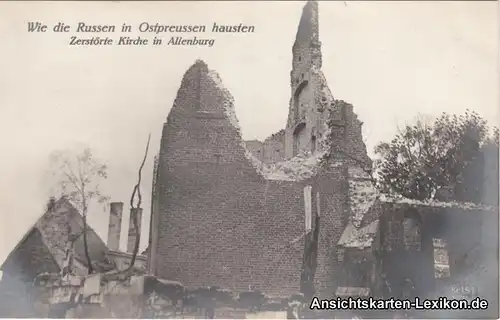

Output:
xmin=0 ymin=1 xmax=497 ymax=271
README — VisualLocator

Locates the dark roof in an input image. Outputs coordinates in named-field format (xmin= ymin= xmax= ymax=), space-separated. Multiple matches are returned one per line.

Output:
xmin=1 ymin=197 xmax=116 ymax=274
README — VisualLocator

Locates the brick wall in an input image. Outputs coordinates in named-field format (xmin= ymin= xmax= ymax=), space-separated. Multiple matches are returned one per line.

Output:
xmin=379 ymin=202 xmax=496 ymax=298
xmin=150 ymin=1 xmax=374 ymax=300
xmin=312 ymin=164 xmax=349 ymax=297
xmin=245 ymin=140 xmax=264 ymax=162
xmin=262 ymin=130 xmax=286 ymax=164
xmin=285 ymin=1 xmax=324 ymax=160
xmin=334 ymin=101 xmax=372 ymax=168
xmin=152 ymin=60 xmax=347 ymax=298
xmin=245 ymin=134 xmax=286 ymax=164
xmin=339 ymin=247 xmax=375 ymax=288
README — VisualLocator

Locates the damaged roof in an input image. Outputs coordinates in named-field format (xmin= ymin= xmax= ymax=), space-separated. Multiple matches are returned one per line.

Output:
xmin=339 ymin=166 xmax=497 ymax=250
xmin=243 ymin=124 xmax=333 ymax=182
xmin=1 ymin=197 xmax=116 ymax=275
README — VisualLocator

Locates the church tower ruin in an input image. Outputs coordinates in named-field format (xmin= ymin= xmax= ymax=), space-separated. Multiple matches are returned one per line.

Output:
xmin=149 ymin=0 xmax=379 ymax=300
xmin=285 ymin=0 xmax=325 ymax=159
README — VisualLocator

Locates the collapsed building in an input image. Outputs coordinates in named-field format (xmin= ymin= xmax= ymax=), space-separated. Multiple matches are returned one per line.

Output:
xmin=147 ymin=2 xmax=498 ymax=317
xmin=0 ymin=198 xmax=149 ymax=317
xmin=0 ymin=0 xmax=497 ymax=318
xmin=148 ymin=0 xmax=374 ymax=299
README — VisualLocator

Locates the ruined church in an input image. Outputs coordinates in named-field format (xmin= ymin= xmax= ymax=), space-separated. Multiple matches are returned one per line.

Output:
xmin=0 ymin=1 xmax=496 ymax=318
xmin=146 ymin=0 xmax=498 ymax=312
xmin=147 ymin=0 xmax=380 ymax=299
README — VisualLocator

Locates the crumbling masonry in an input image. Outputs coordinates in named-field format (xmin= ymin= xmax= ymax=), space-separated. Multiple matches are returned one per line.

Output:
xmin=1 ymin=1 xmax=496 ymax=318
xmin=148 ymin=0 xmax=379 ymax=299
xmin=147 ymin=1 xmax=498 ymax=311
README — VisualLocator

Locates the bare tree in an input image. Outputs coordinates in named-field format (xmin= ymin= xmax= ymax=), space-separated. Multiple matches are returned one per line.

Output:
xmin=48 ymin=147 xmax=109 ymax=274
xmin=125 ymin=134 xmax=151 ymax=272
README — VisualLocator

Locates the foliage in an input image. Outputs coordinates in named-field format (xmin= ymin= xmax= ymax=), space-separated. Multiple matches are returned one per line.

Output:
xmin=48 ymin=147 xmax=109 ymax=274
xmin=374 ymin=110 xmax=498 ymax=204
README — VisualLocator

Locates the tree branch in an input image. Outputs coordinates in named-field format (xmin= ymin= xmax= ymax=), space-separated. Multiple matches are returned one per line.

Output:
xmin=62 ymin=171 xmax=84 ymax=196
xmin=48 ymin=147 xmax=109 ymax=276
xmin=125 ymin=134 xmax=151 ymax=273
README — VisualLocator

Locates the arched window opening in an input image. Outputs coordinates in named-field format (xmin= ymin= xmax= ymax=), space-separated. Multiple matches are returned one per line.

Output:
xmin=311 ymin=135 xmax=317 ymax=153
xmin=292 ymin=122 xmax=306 ymax=157
xmin=293 ymin=81 xmax=308 ymax=123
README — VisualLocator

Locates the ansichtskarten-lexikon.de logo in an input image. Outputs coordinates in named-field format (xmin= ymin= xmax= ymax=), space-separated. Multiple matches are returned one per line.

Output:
xmin=309 ymin=296 xmax=489 ymax=311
